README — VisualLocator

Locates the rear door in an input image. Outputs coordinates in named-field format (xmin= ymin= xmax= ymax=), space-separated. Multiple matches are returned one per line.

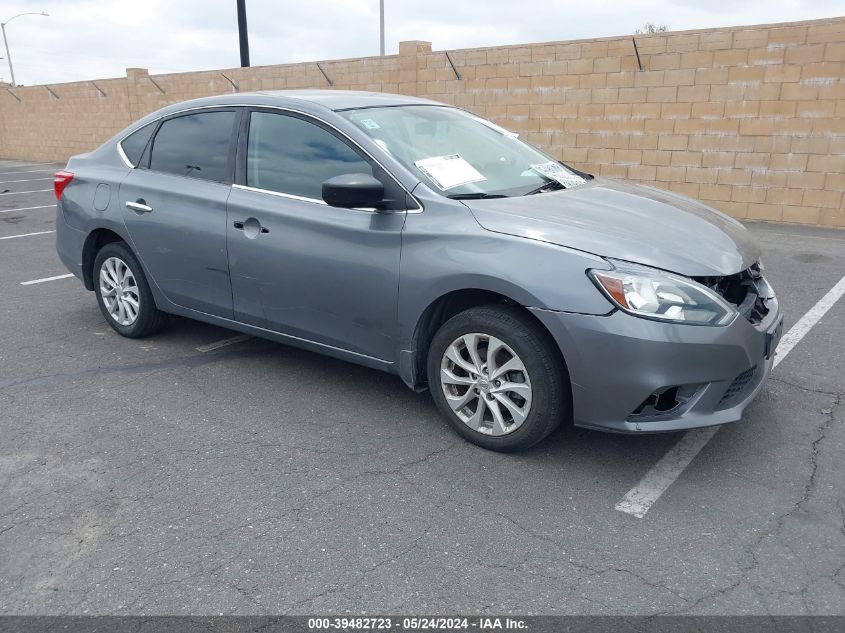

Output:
xmin=119 ymin=108 xmax=240 ymax=318
xmin=226 ymin=108 xmax=408 ymax=361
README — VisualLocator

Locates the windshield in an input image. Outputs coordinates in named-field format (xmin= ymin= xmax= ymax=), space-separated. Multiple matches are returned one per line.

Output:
xmin=341 ymin=105 xmax=589 ymax=198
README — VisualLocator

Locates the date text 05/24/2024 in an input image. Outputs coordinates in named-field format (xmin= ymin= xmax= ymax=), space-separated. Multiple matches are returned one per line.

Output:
xmin=307 ymin=617 xmax=528 ymax=630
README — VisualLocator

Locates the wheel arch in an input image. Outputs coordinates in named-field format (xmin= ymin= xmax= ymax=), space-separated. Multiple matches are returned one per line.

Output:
xmin=81 ymin=227 xmax=128 ymax=290
xmin=403 ymin=288 xmax=568 ymax=392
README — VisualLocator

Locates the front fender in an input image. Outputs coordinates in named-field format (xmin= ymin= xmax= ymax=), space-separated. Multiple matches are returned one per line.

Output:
xmin=396 ymin=196 xmax=616 ymax=387
xmin=398 ymin=217 xmax=614 ymax=347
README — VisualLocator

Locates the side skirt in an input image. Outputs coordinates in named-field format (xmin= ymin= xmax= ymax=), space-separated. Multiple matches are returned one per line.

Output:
xmin=163 ymin=302 xmax=396 ymax=375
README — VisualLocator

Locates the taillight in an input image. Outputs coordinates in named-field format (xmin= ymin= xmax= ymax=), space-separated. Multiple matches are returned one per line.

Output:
xmin=54 ymin=170 xmax=74 ymax=200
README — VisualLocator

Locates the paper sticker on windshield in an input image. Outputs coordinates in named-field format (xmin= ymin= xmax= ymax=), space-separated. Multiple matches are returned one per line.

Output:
xmin=472 ymin=116 xmax=518 ymax=138
xmin=414 ymin=154 xmax=486 ymax=190
xmin=360 ymin=118 xmax=381 ymax=130
xmin=531 ymin=162 xmax=586 ymax=188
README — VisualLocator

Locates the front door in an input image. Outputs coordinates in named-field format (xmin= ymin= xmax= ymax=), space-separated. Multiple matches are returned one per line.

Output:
xmin=119 ymin=108 xmax=240 ymax=318
xmin=226 ymin=109 xmax=407 ymax=361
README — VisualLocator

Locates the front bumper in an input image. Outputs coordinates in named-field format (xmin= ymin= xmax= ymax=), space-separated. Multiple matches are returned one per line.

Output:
xmin=530 ymin=291 xmax=782 ymax=433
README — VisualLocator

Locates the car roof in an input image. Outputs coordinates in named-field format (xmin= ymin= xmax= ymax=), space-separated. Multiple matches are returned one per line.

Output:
xmin=105 ymin=90 xmax=448 ymax=162
xmin=256 ymin=89 xmax=442 ymax=111
xmin=151 ymin=90 xmax=443 ymax=115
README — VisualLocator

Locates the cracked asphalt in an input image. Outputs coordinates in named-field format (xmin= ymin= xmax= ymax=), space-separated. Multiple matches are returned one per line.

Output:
xmin=1 ymin=159 xmax=844 ymax=615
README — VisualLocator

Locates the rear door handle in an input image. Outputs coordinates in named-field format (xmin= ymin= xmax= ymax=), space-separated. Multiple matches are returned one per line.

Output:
xmin=125 ymin=199 xmax=153 ymax=214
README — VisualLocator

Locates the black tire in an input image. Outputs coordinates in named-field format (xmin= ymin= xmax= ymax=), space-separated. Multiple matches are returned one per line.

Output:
xmin=427 ymin=304 xmax=571 ymax=452
xmin=93 ymin=241 xmax=166 ymax=338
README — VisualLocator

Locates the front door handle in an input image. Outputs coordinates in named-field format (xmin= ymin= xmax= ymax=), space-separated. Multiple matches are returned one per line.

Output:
xmin=233 ymin=218 xmax=269 ymax=237
xmin=126 ymin=199 xmax=153 ymax=214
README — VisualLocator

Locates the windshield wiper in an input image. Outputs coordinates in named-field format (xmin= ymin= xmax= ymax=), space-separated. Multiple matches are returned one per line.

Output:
xmin=447 ymin=192 xmax=509 ymax=200
xmin=524 ymin=181 xmax=565 ymax=196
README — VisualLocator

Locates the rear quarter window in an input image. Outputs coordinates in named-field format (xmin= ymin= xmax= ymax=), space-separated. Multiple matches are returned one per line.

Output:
xmin=119 ymin=122 xmax=156 ymax=167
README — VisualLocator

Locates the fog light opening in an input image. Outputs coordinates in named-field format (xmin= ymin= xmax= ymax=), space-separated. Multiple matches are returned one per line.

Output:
xmin=627 ymin=384 xmax=701 ymax=420
xmin=655 ymin=387 xmax=680 ymax=412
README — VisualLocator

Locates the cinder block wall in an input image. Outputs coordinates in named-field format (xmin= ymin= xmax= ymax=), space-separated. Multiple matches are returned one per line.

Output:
xmin=0 ymin=17 xmax=842 ymax=227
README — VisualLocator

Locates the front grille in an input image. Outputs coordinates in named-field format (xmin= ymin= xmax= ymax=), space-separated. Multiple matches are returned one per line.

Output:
xmin=693 ymin=262 xmax=770 ymax=325
xmin=718 ymin=366 xmax=757 ymax=407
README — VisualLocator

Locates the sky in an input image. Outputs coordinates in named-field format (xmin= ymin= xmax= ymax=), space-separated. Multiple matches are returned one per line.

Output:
xmin=1 ymin=0 xmax=843 ymax=86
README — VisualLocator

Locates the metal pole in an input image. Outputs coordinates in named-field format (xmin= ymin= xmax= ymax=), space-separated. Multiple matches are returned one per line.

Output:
xmin=1 ymin=23 xmax=14 ymax=86
xmin=379 ymin=0 xmax=385 ymax=56
xmin=0 ymin=12 xmax=49 ymax=86
xmin=237 ymin=0 xmax=250 ymax=67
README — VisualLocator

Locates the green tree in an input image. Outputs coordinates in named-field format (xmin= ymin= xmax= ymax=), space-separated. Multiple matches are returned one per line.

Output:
xmin=635 ymin=23 xmax=669 ymax=34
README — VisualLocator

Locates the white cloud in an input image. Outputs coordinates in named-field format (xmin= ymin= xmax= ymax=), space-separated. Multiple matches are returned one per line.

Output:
xmin=1 ymin=0 xmax=842 ymax=85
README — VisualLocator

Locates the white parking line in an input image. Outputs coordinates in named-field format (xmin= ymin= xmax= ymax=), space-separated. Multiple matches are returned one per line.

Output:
xmin=0 ymin=161 xmax=55 ymax=167
xmin=0 ymin=189 xmax=52 ymax=196
xmin=615 ymin=274 xmax=845 ymax=519
xmin=0 ymin=169 xmax=56 ymax=175
xmin=765 ymin=231 xmax=845 ymax=243
xmin=0 ymin=178 xmax=53 ymax=184
xmin=20 ymin=273 xmax=74 ymax=285
xmin=0 ymin=205 xmax=54 ymax=213
xmin=614 ymin=428 xmax=720 ymax=518
xmin=196 ymin=334 xmax=252 ymax=353
xmin=0 ymin=230 xmax=55 ymax=240
xmin=776 ymin=276 xmax=845 ymax=359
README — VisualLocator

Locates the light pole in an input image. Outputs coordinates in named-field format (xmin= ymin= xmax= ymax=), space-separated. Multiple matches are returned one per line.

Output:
xmin=379 ymin=0 xmax=385 ymax=56
xmin=1 ymin=11 xmax=48 ymax=86
xmin=236 ymin=0 xmax=249 ymax=67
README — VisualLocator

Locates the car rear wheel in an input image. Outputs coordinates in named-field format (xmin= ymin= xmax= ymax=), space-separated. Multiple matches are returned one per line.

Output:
xmin=427 ymin=305 xmax=570 ymax=452
xmin=93 ymin=242 xmax=166 ymax=338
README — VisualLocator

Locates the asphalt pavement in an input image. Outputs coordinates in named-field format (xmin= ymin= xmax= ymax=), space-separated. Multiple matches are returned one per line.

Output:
xmin=1 ymin=158 xmax=843 ymax=615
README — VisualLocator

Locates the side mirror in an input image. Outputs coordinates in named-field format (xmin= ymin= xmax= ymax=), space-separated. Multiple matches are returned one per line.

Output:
xmin=322 ymin=173 xmax=385 ymax=209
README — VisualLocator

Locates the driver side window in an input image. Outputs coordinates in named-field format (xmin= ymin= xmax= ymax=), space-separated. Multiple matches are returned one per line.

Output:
xmin=246 ymin=111 xmax=372 ymax=200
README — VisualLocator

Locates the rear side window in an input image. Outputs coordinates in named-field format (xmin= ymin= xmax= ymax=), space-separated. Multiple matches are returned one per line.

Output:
xmin=246 ymin=111 xmax=372 ymax=199
xmin=149 ymin=111 xmax=236 ymax=183
xmin=119 ymin=122 xmax=155 ymax=167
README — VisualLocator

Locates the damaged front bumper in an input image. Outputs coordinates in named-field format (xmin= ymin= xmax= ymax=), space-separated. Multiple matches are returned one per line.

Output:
xmin=530 ymin=284 xmax=782 ymax=434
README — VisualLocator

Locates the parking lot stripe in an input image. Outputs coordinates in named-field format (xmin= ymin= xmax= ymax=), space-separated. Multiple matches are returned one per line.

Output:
xmin=766 ymin=231 xmax=845 ymax=243
xmin=0 ymin=189 xmax=52 ymax=196
xmin=196 ymin=334 xmax=252 ymax=353
xmin=614 ymin=428 xmax=720 ymax=518
xmin=775 ymin=276 xmax=845 ymax=361
xmin=615 ymin=274 xmax=845 ymax=519
xmin=0 ymin=230 xmax=55 ymax=240
xmin=20 ymin=273 xmax=74 ymax=285
xmin=0 ymin=169 xmax=56 ymax=175
xmin=0 ymin=160 xmax=57 ymax=167
xmin=0 ymin=178 xmax=53 ymax=184
xmin=0 ymin=205 xmax=54 ymax=213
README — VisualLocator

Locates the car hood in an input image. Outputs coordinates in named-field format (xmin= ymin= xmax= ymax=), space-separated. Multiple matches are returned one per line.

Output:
xmin=462 ymin=178 xmax=760 ymax=276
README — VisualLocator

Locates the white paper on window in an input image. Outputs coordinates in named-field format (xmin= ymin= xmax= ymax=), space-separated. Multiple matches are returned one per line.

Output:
xmin=530 ymin=162 xmax=587 ymax=188
xmin=414 ymin=154 xmax=487 ymax=190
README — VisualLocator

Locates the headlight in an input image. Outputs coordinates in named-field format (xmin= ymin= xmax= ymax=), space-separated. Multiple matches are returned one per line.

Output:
xmin=589 ymin=260 xmax=737 ymax=326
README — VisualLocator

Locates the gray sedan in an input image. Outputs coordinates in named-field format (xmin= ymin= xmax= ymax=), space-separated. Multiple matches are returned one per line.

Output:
xmin=54 ymin=90 xmax=782 ymax=452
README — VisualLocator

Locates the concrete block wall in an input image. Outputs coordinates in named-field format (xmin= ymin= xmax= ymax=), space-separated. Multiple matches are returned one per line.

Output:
xmin=0 ymin=16 xmax=843 ymax=227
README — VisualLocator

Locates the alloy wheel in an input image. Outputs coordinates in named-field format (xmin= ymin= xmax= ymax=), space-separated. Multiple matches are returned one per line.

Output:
xmin=99 ymin=256 xmax=140 ymax=326
xmin=439 ymin=332 xmax=533 ymax=436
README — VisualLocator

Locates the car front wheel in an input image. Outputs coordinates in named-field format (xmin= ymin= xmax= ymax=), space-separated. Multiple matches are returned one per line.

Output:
xmin=427 ymin=305 xmax=570 ymax=452
xmin=93 ymin=241 xmax=166 ymax=338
